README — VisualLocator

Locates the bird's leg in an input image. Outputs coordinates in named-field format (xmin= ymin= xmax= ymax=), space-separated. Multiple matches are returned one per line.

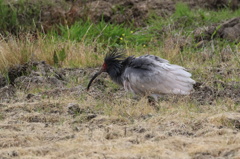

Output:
xmin=147 ymin=94 xmax=159 ymax=109
xmin=149 ymin=94 xmax=159 ymax=101
xmin=125 ymin=92 xmax=140 ymax=101
xmin=147 ymin=96 xmax=156 ymax=104
xmin=132 ymin=94 xmax=141 ymax=101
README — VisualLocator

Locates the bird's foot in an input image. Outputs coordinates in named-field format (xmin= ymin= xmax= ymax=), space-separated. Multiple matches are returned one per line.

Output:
xmin=147 ymin=96 xmax=160 ymax=110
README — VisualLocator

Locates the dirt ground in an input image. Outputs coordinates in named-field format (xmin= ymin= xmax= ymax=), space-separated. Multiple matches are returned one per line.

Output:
xmin=12 ymin=0 xmax=238 ymax=31
xmin=0 ymin=0 xmax=240 ymax=158
xmin=0 ymin=61 xmax=239 ymax=159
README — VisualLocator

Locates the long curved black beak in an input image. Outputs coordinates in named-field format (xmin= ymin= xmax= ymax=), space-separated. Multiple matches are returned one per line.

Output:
xmin=87 ymin=69 xmax=103 ymax=91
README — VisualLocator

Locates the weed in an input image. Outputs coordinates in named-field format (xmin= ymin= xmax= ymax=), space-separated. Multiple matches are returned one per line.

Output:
xmin=53 ymin=48 xmax=67 ymax=67
xmin=0 ymin=0 xmax=18 ymax=34
xmin=0 ymin=0 xmax=69 ymax=35
xmin=48 ymin=20 xmax=152 ymax=47
xmin=0 ymin=0 xmax=40 ymax=34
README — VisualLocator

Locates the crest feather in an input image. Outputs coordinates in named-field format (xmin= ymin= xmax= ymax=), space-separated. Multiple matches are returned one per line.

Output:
xmin=104 ymin=49 xmax=125 ymax=63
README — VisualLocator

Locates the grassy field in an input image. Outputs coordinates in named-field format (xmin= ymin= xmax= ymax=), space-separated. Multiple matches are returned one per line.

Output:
xmin=0 ymin=2 xmax=240 ymax=159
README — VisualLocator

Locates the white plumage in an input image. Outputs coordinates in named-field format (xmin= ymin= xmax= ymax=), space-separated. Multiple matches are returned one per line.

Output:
xmin=122 ymin=55 xmax=195 ymax=99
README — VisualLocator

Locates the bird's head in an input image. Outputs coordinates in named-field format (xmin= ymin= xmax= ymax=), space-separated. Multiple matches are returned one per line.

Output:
xmin=87 ymin=49 xmax=125 ymax=91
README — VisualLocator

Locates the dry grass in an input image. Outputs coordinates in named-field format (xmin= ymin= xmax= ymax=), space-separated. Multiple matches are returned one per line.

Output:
xmin=0 ymin=32 xmax=239 ymax=158
xmin=0 ymin=35 xmax=105 ymax=73
xmin=0 ymin=91 xmax=239 ymax=158
xmin=1 ymin=33 xmax=239 ymax=79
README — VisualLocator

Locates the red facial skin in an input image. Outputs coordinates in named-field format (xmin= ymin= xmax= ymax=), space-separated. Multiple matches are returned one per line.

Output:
xmin=102 ymin=63 xmax=107 ymax=72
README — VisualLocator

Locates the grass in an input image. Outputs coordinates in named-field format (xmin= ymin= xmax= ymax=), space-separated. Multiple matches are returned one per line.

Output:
xmin=0 ymin=35 xmax=103 ymax=73
xmin=0 ymin=2 xmax=240 ymax=158
xmin=0 ymin=0 xmax=69 ymax=35
xmin=0 ymin=2 xmax=239 ymax=73
xmin=47 ymin=20 xmax=152 ymax=48
xmin=1 ymin=87 xmax=239 ymax=158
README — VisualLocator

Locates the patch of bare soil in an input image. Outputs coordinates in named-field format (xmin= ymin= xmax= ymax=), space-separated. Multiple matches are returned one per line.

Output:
xmin=0 ymin=61 xmax=240 ymax=158
xmin=64 ymin=0 xmax=239 ymax=28
xmin=8 ymin=61 xmax=65 ymax=87
xmin=192 ymin=81 xmax=240 ymax=105
xmin=13 ymin=0 xmax=238 ymax=31
xmin=191 ymin=65 xmax=240 ymax=105
xmin=195 ymin=17 xmax=240 ymax=43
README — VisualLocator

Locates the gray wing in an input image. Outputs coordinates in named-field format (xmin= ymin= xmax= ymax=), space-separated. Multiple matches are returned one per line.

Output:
xmin=122 ymin=55 xmax=195 ymax=95
xmin=139 ymin=55 xmax=169 ymax=63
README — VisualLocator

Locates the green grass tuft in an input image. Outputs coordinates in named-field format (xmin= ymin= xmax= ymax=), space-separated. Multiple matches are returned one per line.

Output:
xmin=47 ymin=20 xmax=152 ymax=47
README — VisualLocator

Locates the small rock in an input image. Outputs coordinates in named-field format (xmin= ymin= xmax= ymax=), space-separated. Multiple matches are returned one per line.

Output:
xmin=0 ymin=74 xmax=7 ymax=88
xmin=194 ymin=17 xmax=240 ymax=42
xmin=105 ymin=132 xmax=119 ymax=140
xmin=26 ymin=93 xmax=35 ymax=99
xmin=74 ymin=126 xmax=81 ymax=132
xmin=8 ymin=150 xmax=18 ymax=157
xmin=67 ymin=103 xmax=82 ymax=115
xmin=145 ymin=133 xmax=155 ymax=139
xmin=0 ymin=85 xmax=16 ymax=100
xmin=86 ymin=114 xmax=97 ymax=120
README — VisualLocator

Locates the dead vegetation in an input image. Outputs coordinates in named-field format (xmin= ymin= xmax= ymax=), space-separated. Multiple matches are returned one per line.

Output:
xmin=0 ymin=28 xmax=239 ymax=158
xmin=0 ymin=94 xmax=240 ymax=158
xmin=0 ymin=36 xmax=239 ymax=158
xmin=0 ymin=59 xmax=239 ymax=158
xmin=0 ymin=0 xmax=240 ymax=158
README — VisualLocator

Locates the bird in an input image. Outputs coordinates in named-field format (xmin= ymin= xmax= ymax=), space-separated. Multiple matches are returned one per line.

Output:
xmin=87 ymin=49 xmax=196 ymax=101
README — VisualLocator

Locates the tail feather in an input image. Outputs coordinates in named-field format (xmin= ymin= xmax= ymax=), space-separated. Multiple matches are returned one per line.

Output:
xmin=163 ymin=68 xmax=195 ymax=95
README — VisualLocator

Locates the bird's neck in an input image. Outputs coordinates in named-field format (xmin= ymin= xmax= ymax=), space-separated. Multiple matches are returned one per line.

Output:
xmin=108 ymin=62 xmax=124 ymax=86
xmin=107 ymin=56 xmax=133 ymax=86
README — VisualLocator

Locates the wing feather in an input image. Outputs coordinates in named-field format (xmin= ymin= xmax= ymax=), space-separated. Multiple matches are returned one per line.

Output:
xmin=123 ymin=55 xmax=195 ymax=95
